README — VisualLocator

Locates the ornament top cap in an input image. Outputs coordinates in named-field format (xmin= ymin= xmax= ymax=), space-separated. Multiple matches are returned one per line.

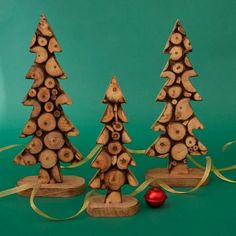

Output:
xmin=102 ymin=76 xmax=126 ymax=104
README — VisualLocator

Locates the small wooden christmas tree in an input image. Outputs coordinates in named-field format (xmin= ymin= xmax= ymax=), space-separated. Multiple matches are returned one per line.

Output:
xmin=145 ymin=20 xmax=208 ymax=187
xmin=87 ymin=76 xmax=139 ymax=217
xmin=14 ymin=15 xmax=85 ymax=197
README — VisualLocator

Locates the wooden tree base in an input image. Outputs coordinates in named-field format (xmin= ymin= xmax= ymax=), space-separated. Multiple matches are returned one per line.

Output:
xmin=87 ymin=195 xmax=139 ymax=217
xmin=16 ymin=175 xmax=85 ymax=197
xmin=145 ymin=168 xmax=209 ymax=187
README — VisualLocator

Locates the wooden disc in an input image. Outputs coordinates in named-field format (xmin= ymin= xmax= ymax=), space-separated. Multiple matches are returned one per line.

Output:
xmin=54 ymin=110 xmax=61 ymax=117
xmin=105 ymin=191 xmax=122 ymax=203
xmin=154 ymin=137 xmax=171 ymax=154
xmin=172 ymin=62 xmax=184 ymax=74
xmin=175 ymin=98 xmax=193 ymax=121
xmin=39 ymin=149 xmax=57 ymax=169
xmin=22 ymin=153 xmax=37 ymax=165
xmin=91 ymin=150 xmax=112 ymax=172
xmin=167 ymin=122 xmax=186 ymax=141
xmin=48 ymin=37 xmax=62 ymax=53
xmin=101 ymin=104 xmax=115 ymax=123
xmin=97 ymin=128 xmax=110 ymax=145
xmin=28 ymin=88 xmax=37 ymax=97
xmin=170 ymin=46 xmax=182 ymax=61
xmin=168 ymin=86 xmax=182 ymax=98
xmin=45 ymin=77 xmax=56 ymax=88
xmin=158 ymin=103 xmax=173 ymax=123
xmin=113 ymin=121 xmax=123 ymax=131
xmin=117 ymin=152 xmax=131 ymax=170
xmin=39 ymin=168 xmax=50 ymax=184
xmin=44 ymin=131 xmax=65 ymax=150
xmin=27 ymin=137 xmax=43 ymax=154
xmin=31 ymin=46 xmax=48 ymax=63
xmin=38 ymin=113 xmax=56 ymax=131
xmin=51 ymin=164 xmax=63 ymax=183
xmin=38 ymin=36 xmax=48 ymax=46
xmin=37 ymin=87 xmax=50 ymax=103
xmin=58 ymin=116 xmax=73 ymax=132
xmin=30 ymin=34 xmax=36 ymax=48
xmin=23 ymin=120 xmax=37 ymax=135
xmin=44 ymin=101 xmax=54 ymax=112
xmin=107 ymin=141 xmax=122 ymax=155
xmin=104 ymin=169 xmax=125 ymax=190
xmin=58 ymin=147 xmax=74 ymax=162
xmin=111 ymin=132 xmax=120 ymax=140
xmin=170 ymin=32 xmax=182 ymax=45
xmin=185 ymin=136 xmax=196 ymax=147
xmin=45 ymin=57 xmax=63 ymax=77
xmin=171 ymin=143 xmax=188 ymax=161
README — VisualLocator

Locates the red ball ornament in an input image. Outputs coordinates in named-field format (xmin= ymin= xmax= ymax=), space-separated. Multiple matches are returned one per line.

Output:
xmin=144 ymin=187 xmax=167 ymax=208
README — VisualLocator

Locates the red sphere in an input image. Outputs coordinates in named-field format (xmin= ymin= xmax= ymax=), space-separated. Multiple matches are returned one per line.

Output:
xmin=144 ymin=187 xmax=167 ymax=208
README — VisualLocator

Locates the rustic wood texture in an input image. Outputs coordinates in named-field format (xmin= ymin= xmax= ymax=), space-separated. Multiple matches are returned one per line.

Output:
xmin=16 ymin=176 xmax=85 ymax=197
xmin=146 ymin=19 xmax=208 ymax=178
xmin=89 ymin=77 xmax=138 ymax=210
xmin=145 ymin=168 xmax=209 ymax=187
xmin=87 ymin=195 xmax=139 ymax=217
xmin=14 ymin=15 xmax=83 ymax=186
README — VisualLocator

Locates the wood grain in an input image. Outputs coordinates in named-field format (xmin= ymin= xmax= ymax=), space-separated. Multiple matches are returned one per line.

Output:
xmin=87 ymin=195 xmax=139 ymax=217
xmin=16 ymin=176 xmax=85 ymax=197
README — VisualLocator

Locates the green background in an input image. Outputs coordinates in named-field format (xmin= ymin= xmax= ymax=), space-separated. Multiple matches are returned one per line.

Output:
xmin=1 ymin=0 xmax=236 ymax=235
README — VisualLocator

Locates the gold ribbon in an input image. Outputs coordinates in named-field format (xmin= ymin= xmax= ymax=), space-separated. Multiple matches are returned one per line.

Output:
xmin=30 ymin=182 xmax=97 ymax=221
xmin=127 ymin=149 xmax=146 ymax=155
xmin=0 ymin=144 xmax=22 ymax=153
xmin=61 ymin=144 xmax=102 ymax=169
xmin=0 ymin=183 xmax=35 ymax=197
xmin=131 ymin=156 xmax=211 ymax=196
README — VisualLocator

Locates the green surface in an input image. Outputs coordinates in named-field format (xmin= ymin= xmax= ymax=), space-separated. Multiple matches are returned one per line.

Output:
xmin=0 ymin=0 xmax=236 ymax=235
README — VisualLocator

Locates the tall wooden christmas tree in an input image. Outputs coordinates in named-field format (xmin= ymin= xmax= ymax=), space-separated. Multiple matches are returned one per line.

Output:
xmin=14 ymin=15 xmax=85 ymax=197
xmin=145 ymin=20 xmax=208 ymax=187
xmin=87 ymin=76 xmax=139 ymax=217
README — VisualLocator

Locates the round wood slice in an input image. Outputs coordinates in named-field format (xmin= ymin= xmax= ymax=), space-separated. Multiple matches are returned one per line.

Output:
xmin=170 ymin=32 xmax=182 ymax=45
xmin=37 ymin=87 xmax=50 ymax=102
xmin=26 ymin=65 xmax=44 ymax=88
xmin=27 ymin=137 xmax=43 ymax=154
xmin=48 ymin=37 xmax=62 ymax=53
xmin=38 ymin=113 xmax=56 ymax=131
xmin=117 ymin=152 xmax=131 ymax=170
xmin=28 ymin=88 xmax=37 ymax=97
xmin=30 ymin=34 xmax=36 ymax=48
xmin=23 ymin=99 xmax=41 ymax=118
xmin=113 ymin=121 xmax=123 ymax=131
xmin=105 ymin=191 xmax=122 ymax=203
xmin=107 ymin=141 xmax=122 ymax=155
xmin=154 ymin=137 xmax=171 ymax=154
xmin=111 ymin=131 xmax=120 ymax=141
xmin=58 ymin=147 xmax=74 ymax=162
xmin=51 ymin=164 xmax=63 ymax=183
xmin=172 ymin=62 xmax=184 ymax=74
xmin=23 ymin=120 xmax=37 ymax=135
xmin=39 ymin=149 xmax=57 ymax=169
xmin=45 ymin=57 xmax=63 ymax=77
xmin=45 ymin=77 xmax=56 ymax=89
xmin=175 ymin=98 xmax=193 ymax=121
xmin=39 ymin=168 xmax=50 ymax=184
xmin=44 ymin=101 xmax=54 ymax=112
xmin=22 ymin=153 xmax=37 ymax=165
xmin=101 ymin=104 xmax=114 ymax=123
xmin=168 ymin=86 xmax=182 ymax=98
xmin=91 ymin=149 xmax=112 ymax=172
xmin=171 ymin=143 xmax=188 ymax=161
xmin=31 ymin=46 xmax=48 ymax=63
xmin=104 ymin=169 xmax=126 ymax=190
xmin=158 ymin=103 xmax=173 ymax=123
xmin=38 ymin=36 xmax=48 ymax=46
xmin=185 ymin=136 xmax=196 ymax=147
xmin=167 ymin=122 xmax=186 ymax=141
xmin=170 ymin=46 xmax=183 ymax=61
xmin=58 ymin=116 xmax=73 ymax=132
xmin=44 ymin=131 xmax=65 ymax=150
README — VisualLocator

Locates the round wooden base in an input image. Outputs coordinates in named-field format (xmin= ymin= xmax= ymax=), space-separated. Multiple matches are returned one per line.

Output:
xmin=145 ymin=168 xmax=209 ymax=187
xmin=16 ymin=175 xmax=85 ymax=197
xmin=87 ymin=195 xmax=139 ymax=217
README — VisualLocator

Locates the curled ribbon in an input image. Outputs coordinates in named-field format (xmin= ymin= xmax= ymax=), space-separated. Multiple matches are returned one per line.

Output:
xmin=61 ymin=144 xmax=102 ymax=169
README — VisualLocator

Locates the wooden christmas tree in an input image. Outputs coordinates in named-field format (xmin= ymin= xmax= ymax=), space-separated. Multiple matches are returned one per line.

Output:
xmin=87 ymin=76 xmax=139 ymax=217
xmin=14 ymin=15 xmax=85 ymax=197
xmin=145 ymin=20 xmax=208 ymax=187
